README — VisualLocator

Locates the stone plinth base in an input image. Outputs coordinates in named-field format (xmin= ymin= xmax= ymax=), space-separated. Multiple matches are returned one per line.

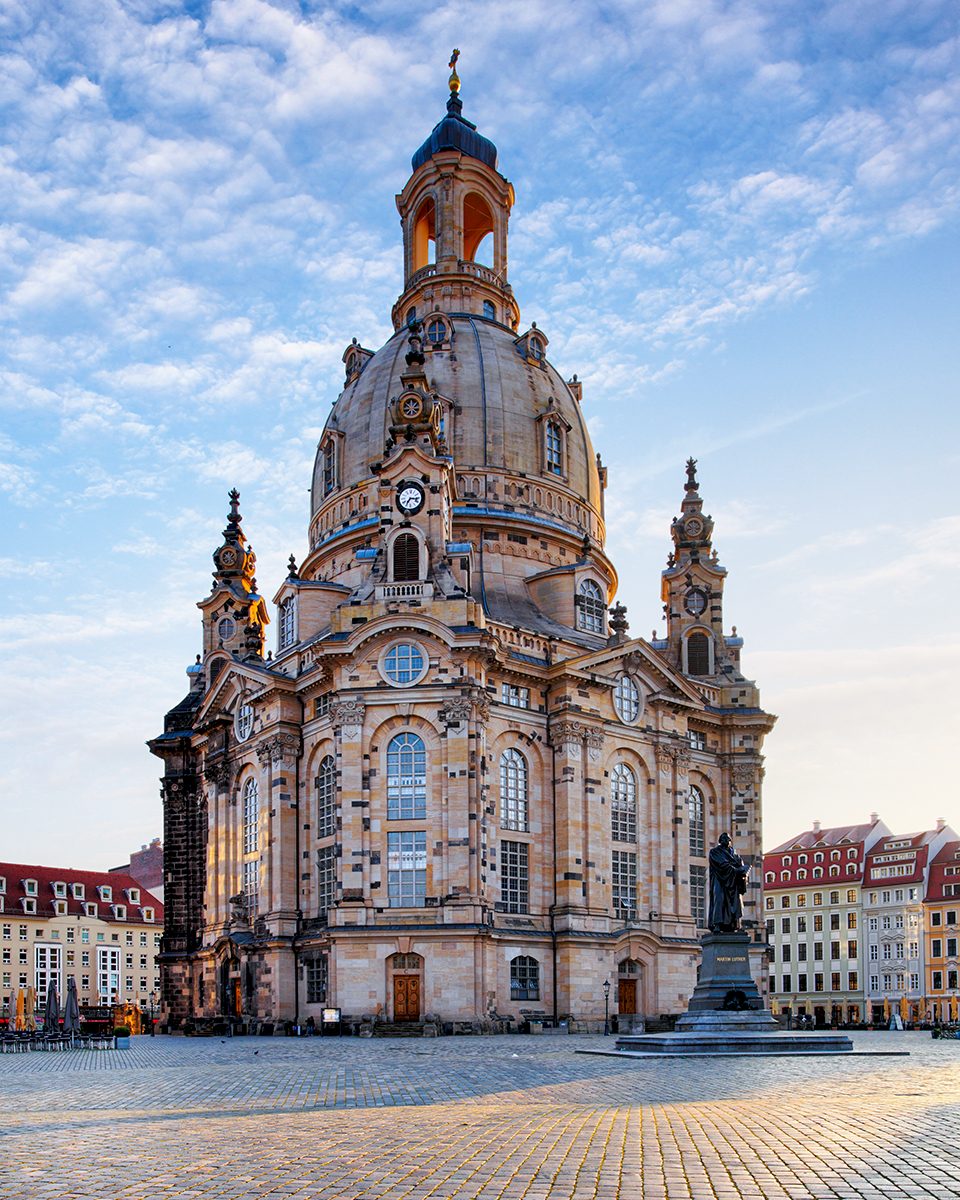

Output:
xmin=615 ymin=1031 xmax=854 ymax=1055
xmin=676 ymin=1008 xmax=777 ymax=1034
xmin=687 ymin=930 xmax=764 ymax=1012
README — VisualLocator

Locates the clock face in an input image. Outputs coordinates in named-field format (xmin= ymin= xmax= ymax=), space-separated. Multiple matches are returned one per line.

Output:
xmin=398 ymin=484 xmax=425 ymax=514
xmin=685 ymin=589 xmax=708 ymax=616
xmin=219 ymin=547 xmax=237 ymax=568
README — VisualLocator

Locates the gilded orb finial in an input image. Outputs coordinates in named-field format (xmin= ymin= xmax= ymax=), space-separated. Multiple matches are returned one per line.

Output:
xmin=448 ymin=48 xmax=461 ymax=93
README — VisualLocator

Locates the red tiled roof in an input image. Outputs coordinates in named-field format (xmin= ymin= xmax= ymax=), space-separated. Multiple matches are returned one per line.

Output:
xmin=768 ymin=822 xmax=880 ymax=853
xmin=926 ymin=840 xmax=960 ymax=901
xmin=0 ymin=861 xmax=163 ymax=924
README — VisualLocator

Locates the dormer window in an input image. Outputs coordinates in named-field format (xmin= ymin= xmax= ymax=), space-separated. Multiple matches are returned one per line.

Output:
xmin=831 ymin=850 xmax=841 ymax=861
xmin=111 ymin=905 xmax=127 ymax=920
xmin=140 ymin=907 xmax=155 ymax=923
xmin=278 ymin=596 xmax=297 ymax=651
xmin=71 ymin=882 xmax=84 ymax=901
xmin=798 ymin=855 xmax=807 ymax=864
xmin=97 ymin=885 xmax=112 ymax=903
xmin=425 ymin=315 xmax=450 ymax=348
xmin=21 ymin=898 xmax=36 ymax=914
xmin=126 ymin=889 xmax=140 ymax=905
xmin=84 ymin=902 xmax=98 ymax=917
xmin=765 ymin=872 xmax=775 ymax=884
xmin=53 ymin=900 xmax=68 ymax=916
xmin=783 ymin=856 xmax=792 ymax=866
xmin=848 ymin=848 xmax=858 ymax=858
xmin=813 ymin=867 xmax=823 ymax=879
xmin=23 ymin=879 xmax=37 ymax=896
xmin=545 ymin=421 xmax=562 ymax=474
xmin=52 ymin=881 xmax=67 ymax=898
xmin=0 ymin=877 xmax=5 ymax=894
xmin=576 ymin=579 xmax=605 ymax=634
xmin=814 ymin=852 xmax=824 ymax=863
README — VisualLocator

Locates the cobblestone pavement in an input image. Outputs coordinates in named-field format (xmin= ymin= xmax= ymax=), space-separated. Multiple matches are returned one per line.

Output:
xmin=1 ymin=1032 xmax=959 ymax=1199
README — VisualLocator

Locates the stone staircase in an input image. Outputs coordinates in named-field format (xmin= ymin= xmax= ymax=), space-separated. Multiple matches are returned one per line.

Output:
xmin=371 ymin=1021 xmax=432 ymax=1038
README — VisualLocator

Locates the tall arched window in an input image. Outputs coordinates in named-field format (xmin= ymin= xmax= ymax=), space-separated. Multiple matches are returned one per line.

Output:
xmin=510 ymin=955 xmax=539 ymax=1000
xmin=322 ymin=441 xmax=336 ymax=495
xmin=413 ymin=197 xmax=436 ymax=270
xmin=688 ymin=785 xmax=705 ymax=858
xmin=243 ymin=778 xmax=259 ymax=856
xmin=577 ymin=580 xmax=605 ymax=634
xmin=393 ymin=533 xmax=420 ymax=582
xmin=316 ymin=755 xmax=337 ymax=839
xmin=686 ymin=631 xmax=710 ymax=675
xmin=500 ymin=748 xmax=529 ymax=831
xmin=387 ymin=733 xmax=426 ymax=820
xmin=610 ymin=764 xmax=637 ymax=843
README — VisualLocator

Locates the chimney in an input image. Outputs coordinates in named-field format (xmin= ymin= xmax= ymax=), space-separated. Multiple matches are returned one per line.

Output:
xmin=936 ymin=818 xmax=946 ymax=831
xmin=812 ymin=821 xmax=821 ymax=834
xmin=870 ymin=812 xmax=879 ymax=823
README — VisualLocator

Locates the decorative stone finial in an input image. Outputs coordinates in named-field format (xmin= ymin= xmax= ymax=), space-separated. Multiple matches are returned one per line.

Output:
xmin=685 ymin=457 xmax=699 ymax=493
xmin=448 ymin=48 xmax=460 ymax=93
xmin=405 ymin=318 xmax=425 ymax=367
xmin=287 ymin=554 xmax=299 ymax=579
xmin=609 ymin=602 xmax=629 ymax=639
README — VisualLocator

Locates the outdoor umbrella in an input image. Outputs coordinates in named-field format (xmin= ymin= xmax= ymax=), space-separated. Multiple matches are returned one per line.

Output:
xmin=883 ymin=997 xmax=890 ymax=1023
xmin=62 ymin=978 xmax=81 ymax=1036
xmin=24 ymin=986 xmax=37 ymax=1032
xmin=5 ymin=991 xmax=13 ymax=1030
xmin=14 ymin=989 xmax=24 ymax=1032
xmin=900 ymin=995 xmax=909 ymax=1024
xmin=43 ymin=982 xmax=60 ymax=1034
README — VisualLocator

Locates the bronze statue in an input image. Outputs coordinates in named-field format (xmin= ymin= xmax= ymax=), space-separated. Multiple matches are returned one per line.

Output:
xmin=708 ymin=832 xmax=749 ymax=932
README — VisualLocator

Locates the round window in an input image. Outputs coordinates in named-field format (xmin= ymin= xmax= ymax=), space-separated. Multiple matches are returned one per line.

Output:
xmin=218 ymin=617 xmax=236 ymax=640
xmin=684 ymin=589 xmax=708 ymax=616
xmin=235 ymin=703 xmax=254 ymax=742
xmin=613 ymin=675 xmax=642 ymax=724
xmin=426 ymin=319 xmax=445 ymax=345
xmin=381 ymin=642 xmax=426 ymax=686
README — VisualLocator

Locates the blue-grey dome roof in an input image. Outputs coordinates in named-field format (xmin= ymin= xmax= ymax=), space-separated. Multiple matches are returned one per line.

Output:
xmin=411 ymin=94 xmax=497 ymax=172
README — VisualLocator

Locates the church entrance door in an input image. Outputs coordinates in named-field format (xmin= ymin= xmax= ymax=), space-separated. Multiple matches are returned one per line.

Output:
xmin=394 ymin=975 xmax=420 ymax=1022
xmin=618 ymin=979 xmax=637 ymax=1014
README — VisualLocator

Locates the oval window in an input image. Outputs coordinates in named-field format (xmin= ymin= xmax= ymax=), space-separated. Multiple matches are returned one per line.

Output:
xmin=235 ymin=703 xmax=254 ymax=742
xmin=613 ymin=675 xmax=641 ymax=723
xmin=382 ymin=643 xmax=426 ymax=685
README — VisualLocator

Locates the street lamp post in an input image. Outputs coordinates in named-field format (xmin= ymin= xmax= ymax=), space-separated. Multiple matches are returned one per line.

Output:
xmin=149 ymin=990 xmax=156 ymax=1037
xmin=603 ymin=979 xmax=611 ymax=1036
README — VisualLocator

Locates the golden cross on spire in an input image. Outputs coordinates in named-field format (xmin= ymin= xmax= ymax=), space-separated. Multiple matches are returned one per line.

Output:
xmin=448 ymin=48 xmax=461 ymax=93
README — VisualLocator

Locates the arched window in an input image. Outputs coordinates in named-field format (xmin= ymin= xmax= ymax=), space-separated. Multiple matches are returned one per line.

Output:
xmin=846 ymin=863 xmax=857 ymax=875
xmin=783 ymin=856 xmax=792 ymax=866
xmin=686 ymin=632 xmax=710 ymax=675
xmin=688 ymin=785 xmax=705 ymax=858
xmin=413 ymin=197 xmax=435 ymax=270
xmin=613 ymin=676 xmax=641 ymax=723
xmin=830 ymin=865 xmax=840 ymax=877
xmin=765 ymin=872 xmax=775 ymax=884
xmin=483 ymin=300 xmax=496 ymax=321
xmin=393 ymin=533 xmax=420 ymax=582
xmin=386 ymin=733 xmax=426 ymax=820
xmin=426 ymin=317 xmax=446 ymax=346
xmin=610 ymin=764 xmax=637 ymax=842
xmin=545 ymin=420 xmax=562 ymax=474
xmin=781 ymin=871 xmax=790 ymax=882
xmin=463 ymin=191 xmax=494 ymax=263
xmin=813 ymin=867 xmax=823 ymax=879
xmin=500 ymin=748 xmax=529 ymax=832
xmin=316 ymin=755 xmax=336 ymax=839
xmin=510 ymin=955 xmax=539 ymax=1000
xmin=814 ymin=852 xmax=824 ymax=863
xmin=797 ymin=869 xmax=807 ymax=880
xmin=243 ymin=778 xmax=259 ymax=856
xmin=577 ymin=580 xmax=605 ymax=634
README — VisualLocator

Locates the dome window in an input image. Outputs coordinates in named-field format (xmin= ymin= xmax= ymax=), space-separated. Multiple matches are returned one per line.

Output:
xmin=483 ymin=300 xmax=495 ymax=321
xmin=426 ymin=317 xmax=447 ymax=348
xmin=577 ymin=579 xmax=605 ymax=634
xmin=515 ymin=325 xmax=549 ymax=369
xmin=546 ymin=421 xmax=562 ymax=475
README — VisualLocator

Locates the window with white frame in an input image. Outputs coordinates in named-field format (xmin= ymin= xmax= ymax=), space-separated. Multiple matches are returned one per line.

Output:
xmin=501 ymin=683 xmax=529 ymax=708
xmin=306 ymin=956 xmax=328 ymax=1004
xmin=316 ymin=845 xmax=337 ymax=916
xmin=610 ymin=763 xmax=637 ymax=843
xmin=691 ymin=864 xmax=707 ymax=927
xmin=98 ymin=946 xmax=120 ymax=1003
xmin=387 ymin=830 xmax=426 ymax=908
xmin=500 ymin=749 xmax=529 ymax=832
xmin=243 ymin=778 xmax=259 ymax=856
xmin=687 ymin=729 xmax=706 ymax=751
xmin=577 ymin=579 xmax=605 ymax=634
xmin=242 ymin=859 xmax=259 ymax=916
xmin=612 ymin=851 xmax=637 ymax=919
xmin=688 ymin=785 xmax=705 ymax=858
xmin=316 ymin=755 xmax=337 ymax=839
xmin=500 ymin=842 xmax=529 ymax=914
xmin=34 ymin=944 xmax=61 ymax=1005
xmin=278 ymin=596 xmax=297 ymax=650
xmin=613 ymin=675 xmax=641 ymax=723
xmin=545 ymin=420 xmax=563 ymax=475
xmin=387 ymin=734 xmax=426 ymax=820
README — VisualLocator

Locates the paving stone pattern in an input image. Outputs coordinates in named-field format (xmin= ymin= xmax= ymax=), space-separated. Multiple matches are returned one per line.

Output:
xmin=1 ymin=1032 xmax=959 ymax=1199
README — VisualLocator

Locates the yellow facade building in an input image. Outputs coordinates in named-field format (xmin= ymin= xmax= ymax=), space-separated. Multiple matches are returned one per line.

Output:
xmin=151 ymin=71 xmax=775 ymax=1032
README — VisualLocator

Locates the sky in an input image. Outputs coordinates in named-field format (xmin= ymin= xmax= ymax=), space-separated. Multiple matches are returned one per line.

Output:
xmin=1 ymin=0 xmax=959 ymax=871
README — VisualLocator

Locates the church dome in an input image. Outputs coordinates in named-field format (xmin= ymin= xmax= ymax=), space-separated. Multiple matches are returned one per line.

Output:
xmin=312 ymin=318 xmax=601 ymax=535
xmin=411 ymin=92 xmax=498 ymax=172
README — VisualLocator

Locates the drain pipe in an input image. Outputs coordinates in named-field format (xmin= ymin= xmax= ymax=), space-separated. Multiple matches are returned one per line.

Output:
xmin=293 ymin=695 xmax=304 ymax=1033
xmin=545 ymin=675 xmax=558 ymax=1026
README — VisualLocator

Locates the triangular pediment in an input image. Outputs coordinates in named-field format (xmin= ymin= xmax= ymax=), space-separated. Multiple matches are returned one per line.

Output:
xmin=549 ymin=636 xmax=704 ymax=706
xmin=197 ymin=658 xmax=277 ymax=725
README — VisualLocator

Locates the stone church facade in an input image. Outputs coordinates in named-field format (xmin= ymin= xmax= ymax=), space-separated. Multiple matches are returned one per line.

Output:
xmin=151 ymin=71 xmax=775 ymax=1032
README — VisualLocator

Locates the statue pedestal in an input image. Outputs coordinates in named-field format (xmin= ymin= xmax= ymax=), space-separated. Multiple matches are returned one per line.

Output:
xmin=680 ymin=931 xmax=772 ymax=1023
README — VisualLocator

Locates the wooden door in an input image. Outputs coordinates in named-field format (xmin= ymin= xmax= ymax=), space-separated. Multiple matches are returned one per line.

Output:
xmin=230 ymin=978 xmax=241 ymax=1018
xmin=394 ymin=975 xmax=420 ymax=1022
xmin=618 ymin=979 xmax=637 ymax=1014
